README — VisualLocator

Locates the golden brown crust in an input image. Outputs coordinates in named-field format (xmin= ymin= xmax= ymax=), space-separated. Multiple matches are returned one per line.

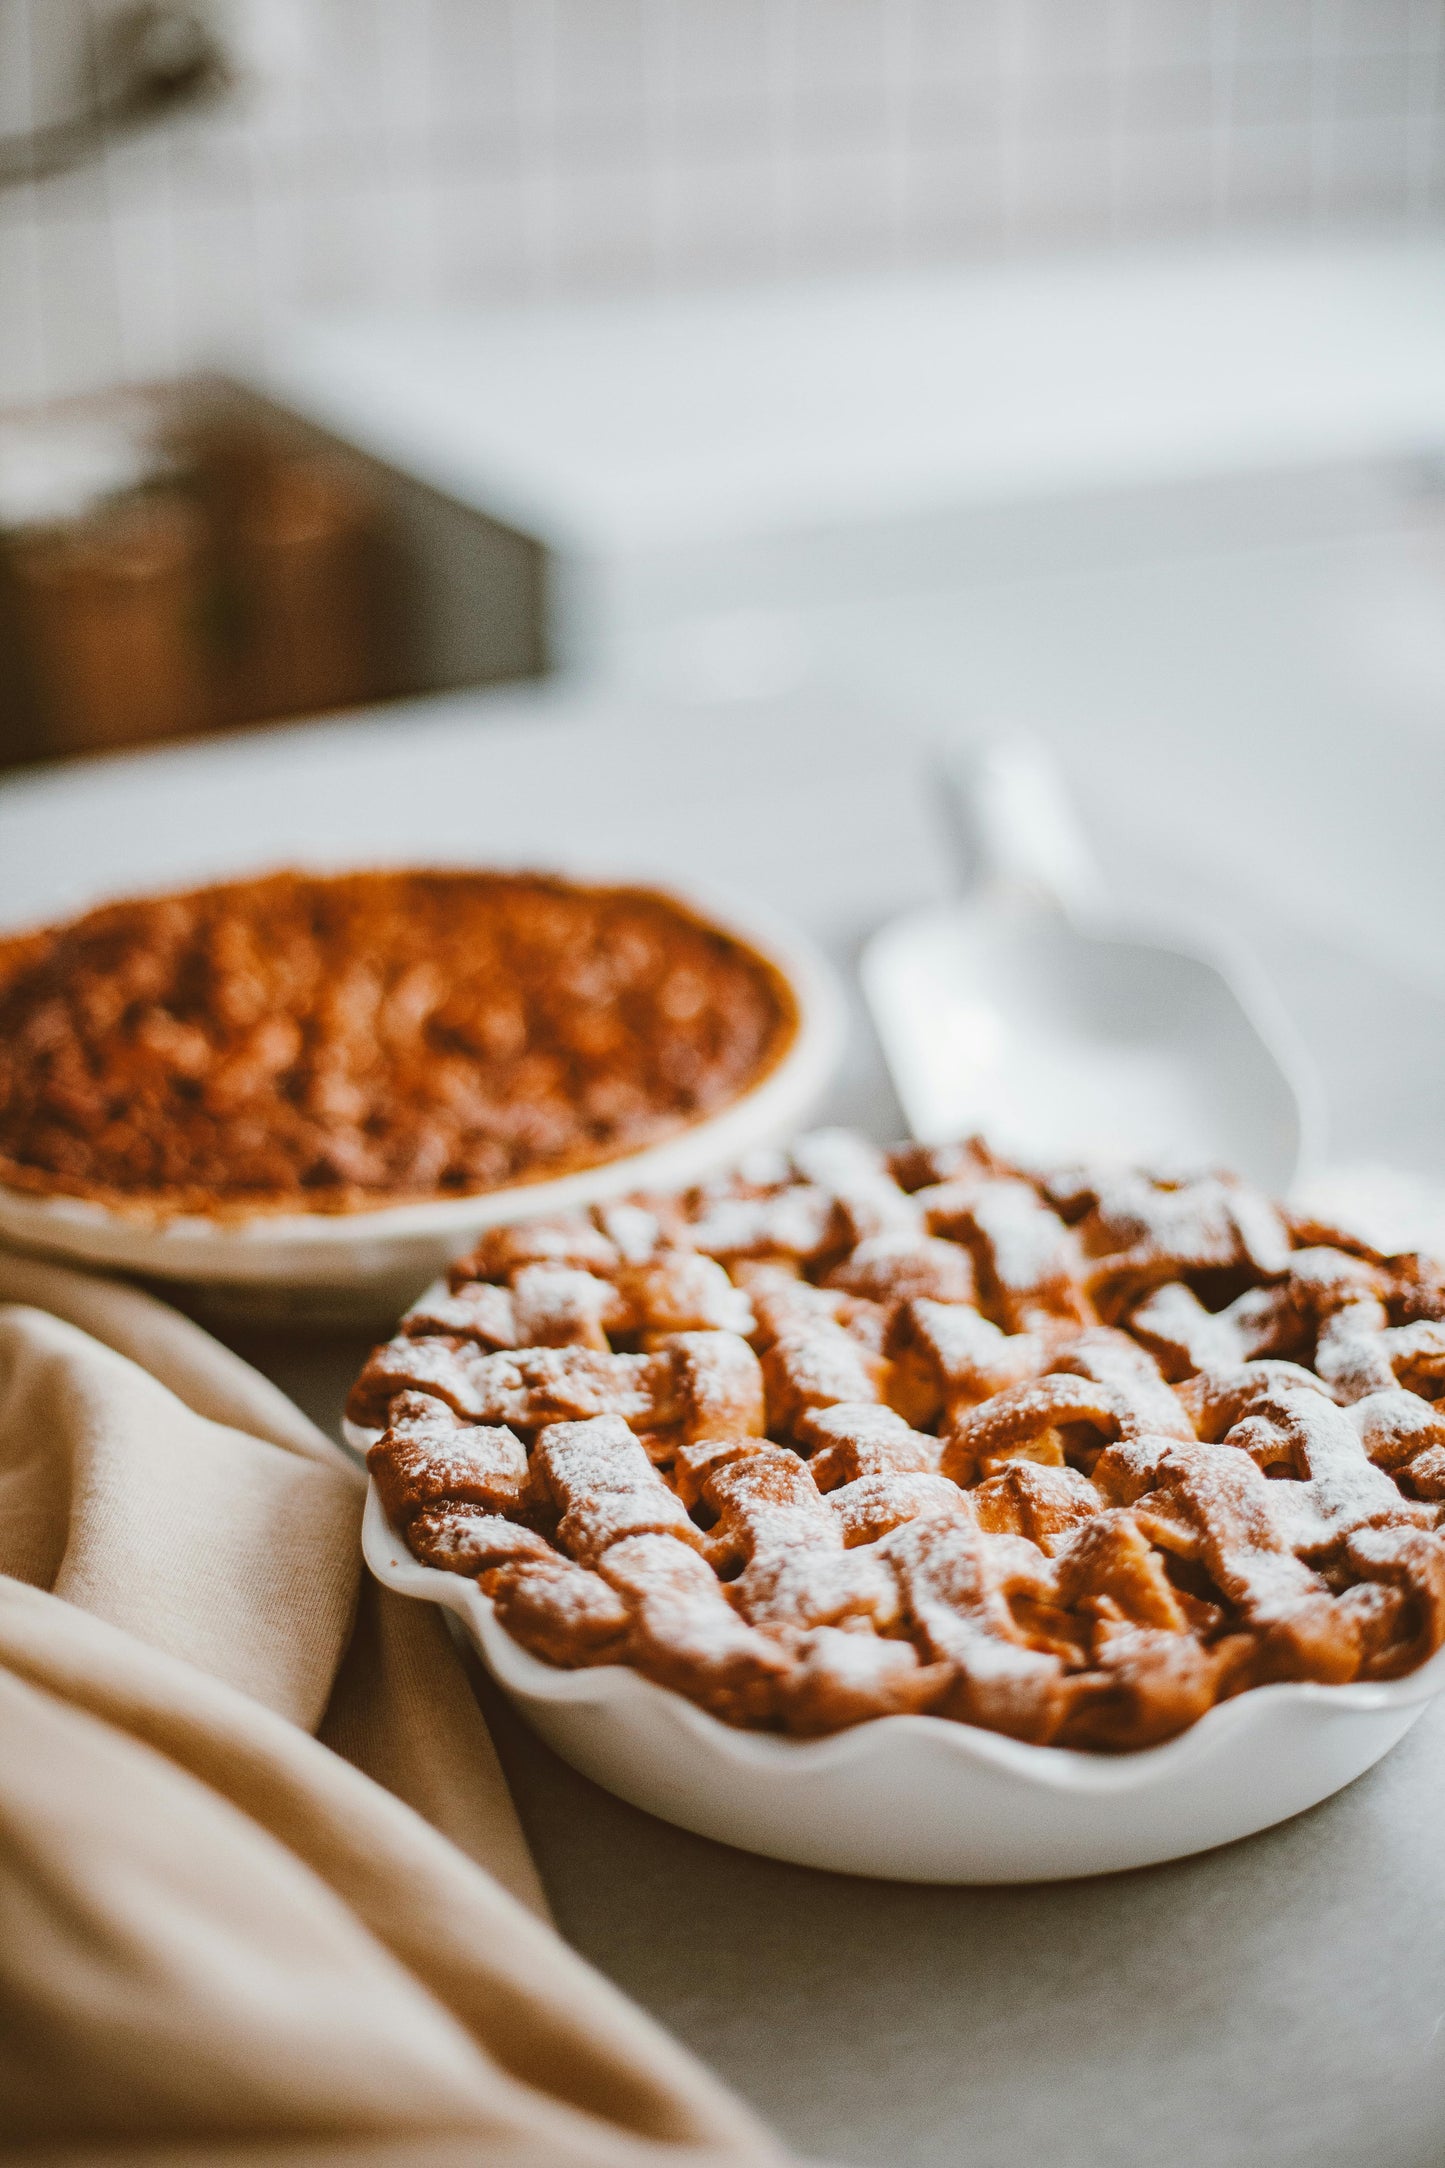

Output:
xmin=0 ymin=869 xmax=797 ymax=1218
xmin=353 ymin=1133 xmax=1445 ymax=1748
xmin=367 ymin=1417 xmax=533 ymax=1524
xmin=407 ymin=1508 xmax=556 ymax=1575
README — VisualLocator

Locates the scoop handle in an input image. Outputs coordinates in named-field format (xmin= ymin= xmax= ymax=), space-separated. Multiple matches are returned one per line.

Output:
xmin=936 ymin=735 xmax=1106 ymax=917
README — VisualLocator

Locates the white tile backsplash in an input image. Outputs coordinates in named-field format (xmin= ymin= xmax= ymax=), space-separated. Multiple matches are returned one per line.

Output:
xmin=1115 ymin=0 xmax=1222 ymax=70
xmin=0 ymin=0 xmax=1441 ymax=408
xmin=1334 ymin=49 xmax=1422 ymax=117
xmin=1223 ymin=118 xmax=1317 ymax=219
xmin=1232 ymin=1 xmax=1316 ymax=62
xmin=1336 ymin=0 xmax=1417 ymax=53
xmin=550 ymin=156 xmax=660 ymax=290
xmin=1329 ymin=111 xmax=1415 ymax=210
xmin=902 ymin=137 xmax=1009 ymax=254
xmin=1008 ymin=126 xmax=1119 ymax=239
xmin=784 ymin=140 xmax=899 ymax=265
xmin=658 ymin=149 xmax=782 ymax=282
xmin=1113 ymin=121 xmax=1218 ymax=232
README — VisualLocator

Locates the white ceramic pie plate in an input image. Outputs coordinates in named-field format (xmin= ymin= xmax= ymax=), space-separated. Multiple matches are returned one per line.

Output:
xmin=0 ymin=878 xmax=843 ymax=1328
xmin=361 ymin=1482 xmax=1445 ymax=1884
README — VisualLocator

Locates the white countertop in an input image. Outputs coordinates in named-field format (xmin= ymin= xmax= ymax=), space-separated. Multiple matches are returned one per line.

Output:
xmin=261 ymin=236 xmax=1445 ymax=555
xmin=4 ymin=685 xmax=1445 ymax=2167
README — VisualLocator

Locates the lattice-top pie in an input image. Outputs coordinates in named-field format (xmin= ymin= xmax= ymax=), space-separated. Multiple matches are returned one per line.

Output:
xmin=350 ymin=1132 xmax=1445 ymax=1750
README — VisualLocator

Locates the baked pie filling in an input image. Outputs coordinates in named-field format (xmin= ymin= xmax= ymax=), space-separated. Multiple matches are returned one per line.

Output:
xmin=353 ymin=1132 xmax=1445 ymax=1749
xmin=0 ymin=869 xmax=796 ymax=1217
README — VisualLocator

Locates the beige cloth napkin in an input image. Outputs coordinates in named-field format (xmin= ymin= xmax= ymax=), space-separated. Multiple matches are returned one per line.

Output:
xmin=0 ymin=1251 xmax=794 ymax=2167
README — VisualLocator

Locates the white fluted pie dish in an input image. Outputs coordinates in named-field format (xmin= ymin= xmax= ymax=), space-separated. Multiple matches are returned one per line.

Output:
xmin=361 ymin=1482 xmax=1445 ymax=1884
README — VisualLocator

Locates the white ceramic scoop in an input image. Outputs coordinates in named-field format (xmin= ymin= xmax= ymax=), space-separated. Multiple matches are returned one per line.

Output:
xmin=861 ymin=738 xmax=1322 ymax=1194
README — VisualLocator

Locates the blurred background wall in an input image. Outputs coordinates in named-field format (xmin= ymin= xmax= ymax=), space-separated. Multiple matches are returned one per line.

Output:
xmin=2 ymin=0 xmax=1442 ymax=412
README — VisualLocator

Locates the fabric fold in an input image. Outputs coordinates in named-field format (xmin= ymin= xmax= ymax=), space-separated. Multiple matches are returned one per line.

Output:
xmin=0 ymin=1252 xmax=794 ymax=2168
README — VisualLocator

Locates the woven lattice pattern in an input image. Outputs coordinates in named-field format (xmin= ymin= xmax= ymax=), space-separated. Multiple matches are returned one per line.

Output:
xmin=351 ymin=1132 xmax=1445 ymax=1750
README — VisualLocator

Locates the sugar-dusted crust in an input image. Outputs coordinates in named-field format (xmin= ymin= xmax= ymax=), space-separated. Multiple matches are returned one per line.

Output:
xmin=0 ymin=869 xmax=797 ymax=1218
xmin=354 ymin=1132 xmax=1445 ymax=1749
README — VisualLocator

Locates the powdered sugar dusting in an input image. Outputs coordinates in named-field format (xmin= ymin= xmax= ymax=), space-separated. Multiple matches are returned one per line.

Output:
xmin=348 ymin=1130 xmax=1445 ymax=1746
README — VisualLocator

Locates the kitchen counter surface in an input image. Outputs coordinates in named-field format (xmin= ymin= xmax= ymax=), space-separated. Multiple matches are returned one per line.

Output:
xmin=4 ymin=684 xmax=1444 ymax=2167
xmin=264 ymin=237 xmax=1445 ymax=555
